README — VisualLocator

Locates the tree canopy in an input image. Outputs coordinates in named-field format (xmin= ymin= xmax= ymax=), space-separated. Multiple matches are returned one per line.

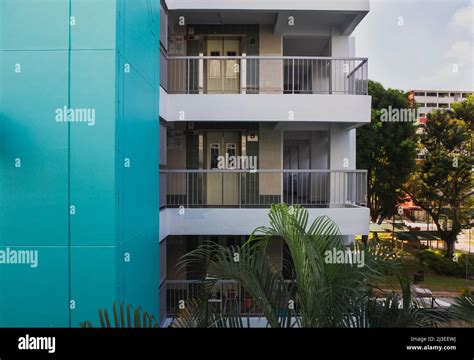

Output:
xmin=404 ymin=96 xmax=474 ymax=258
xmin=357 ymin=80 xmax=418 ymax=223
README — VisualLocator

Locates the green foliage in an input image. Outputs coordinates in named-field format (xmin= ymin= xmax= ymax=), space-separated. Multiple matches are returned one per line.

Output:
xmin=405 ymin=96 xmax=474 ymax=257
xmin=176 ymin=239 xmax=294 ymax=328
xmin=451 ymin=95 xmax=474 ymax=128
xmin=415 ymin=250 xmax=473 ymax=277
xmin=449 ymin=296 xmax=474 ymax=323
xmin=80 ymin=303 xmax=159 ymax=328
xmin=355 ymin=293 xmax=451 ymax=328
xmin=357 ymin=80 xmax=418 ymax=222
xmin=174 ymin=204 xmax=465 ymax=328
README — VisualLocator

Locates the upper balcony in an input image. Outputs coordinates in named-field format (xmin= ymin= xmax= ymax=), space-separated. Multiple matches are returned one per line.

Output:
xmin=164 ymin=55 xmax=368 ymax=95
xmin=159 ymin=54 xmax=371 ymax=124
xmin=159 ymin=1 xmax=371 ymax=124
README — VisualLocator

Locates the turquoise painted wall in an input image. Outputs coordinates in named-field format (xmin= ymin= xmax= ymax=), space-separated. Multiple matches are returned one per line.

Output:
xmin=0 ymin=0 xmax=159 ymax=327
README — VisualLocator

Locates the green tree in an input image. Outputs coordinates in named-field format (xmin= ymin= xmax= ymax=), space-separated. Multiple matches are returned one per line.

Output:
xmin=404 ymin=96 xmax=474 ymax=259
xmin=357 ymin=81 xmax=418 ymax=232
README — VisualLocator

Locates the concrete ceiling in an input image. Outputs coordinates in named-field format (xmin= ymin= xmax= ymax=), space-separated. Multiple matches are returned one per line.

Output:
xmin=283 ymin=37 xmax=331 ymax=56
xmin=169 ymin=11 xmax=277 ymax=25
xmin=168 ymin=10 xmax=367 ymax=35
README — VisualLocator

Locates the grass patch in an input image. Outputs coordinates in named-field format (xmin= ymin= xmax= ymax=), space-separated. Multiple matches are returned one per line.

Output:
xmin=402 ymin=256 xmax=473 ymax=293
xmin=380 ymin=256 xmax=474 ymax=293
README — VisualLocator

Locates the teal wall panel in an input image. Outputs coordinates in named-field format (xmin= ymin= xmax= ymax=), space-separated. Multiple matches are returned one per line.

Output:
xmin=0 ymin=246 xmax=69 ymax=327
xmin=0 ymin=51 xmax=69 ymax=247
xmin=70 ymin=246 xmax=117 ymax=327
xmin=121 ymin=66 xmax=159 ymax=317
xmin=117 ymin=0 xmax=160 ymax=320
xmin=121 ymin=0 xmax=159 ymax=86
xmin=69 ymin=50 xmax=116 ymax=247
xmin=71 ymin=0 xmax=117 ymax=50
xmin=0 ymin=0 xmax=69 ymax=50
xmin=0 ymin=0 xmax=159 ymax=327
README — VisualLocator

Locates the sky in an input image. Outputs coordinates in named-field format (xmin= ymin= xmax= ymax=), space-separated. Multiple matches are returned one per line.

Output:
xmin=353 ymin=0 xmax=474 ymax=91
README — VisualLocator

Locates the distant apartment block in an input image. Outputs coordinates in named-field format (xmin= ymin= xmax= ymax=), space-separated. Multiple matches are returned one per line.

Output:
xmin=413 ymin=90 xmax=474 ymax=119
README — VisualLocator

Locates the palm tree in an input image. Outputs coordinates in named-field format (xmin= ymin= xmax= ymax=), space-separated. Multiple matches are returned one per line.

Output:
xmin=174 ymin=204 xmax=467 ymax=328
xmin=248 ymin=204 xmax=411 ymax=327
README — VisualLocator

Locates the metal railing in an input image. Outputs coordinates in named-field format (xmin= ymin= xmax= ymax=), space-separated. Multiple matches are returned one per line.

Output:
xmin=160 ymin=47 xmax=168 ymax=92
xmin=160 ymin=169 xmax=367 ymax=208
xmin=165 ymin=280 xmax=298 ymax=317
xmin=165 ymin=56 xmax=368 ymax=95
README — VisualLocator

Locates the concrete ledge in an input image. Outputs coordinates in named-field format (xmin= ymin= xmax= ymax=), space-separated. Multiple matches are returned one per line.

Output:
xmin=165 ymin=0 xmax=370 ymax=12
xmin=160 ymin=93 xmax=371 ymax=123
xmin=159 ymin=207 xmax=370 ymax=241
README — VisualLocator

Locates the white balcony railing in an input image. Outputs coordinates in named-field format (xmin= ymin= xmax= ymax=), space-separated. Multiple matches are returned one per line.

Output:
xmin=164 ymin=56 xmax=368 ymax=95
xmin=165 ymin=280 xmax=299 ymax=317
xmin=160 ymin=169 xmax=367 ymax=209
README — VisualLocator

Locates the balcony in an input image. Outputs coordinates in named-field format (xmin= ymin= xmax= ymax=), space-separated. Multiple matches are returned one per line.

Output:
xmin=159 ymin=55 xmax=370 ymax=123
xmin=159 ymin=170 xmax=370 ymax=238
xmin=160 ymin=169 xmax=367 ymax=208
xmin=165 ymin=280 xmax=298 ymax=318
xmin=164 ymin=56 xmax=368 ymax=95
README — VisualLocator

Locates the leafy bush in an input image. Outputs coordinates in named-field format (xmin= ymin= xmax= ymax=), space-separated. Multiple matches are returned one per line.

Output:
xmin=415 ymin=250 xmax=473 ymax=277
xmin=457 ymin=253 xmax=474 ymax=276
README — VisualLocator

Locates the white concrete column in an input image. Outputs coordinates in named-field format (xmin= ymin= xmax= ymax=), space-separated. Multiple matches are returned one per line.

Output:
xmin=329 ymin=124 xmax=356 ymax=206
xmin=198 ymin=52 xmax=204 ymax=94
xmin=241 ymin=52 xmax=247 ymax=94
xmin=330 ymin=32 xmax=355 ymax=94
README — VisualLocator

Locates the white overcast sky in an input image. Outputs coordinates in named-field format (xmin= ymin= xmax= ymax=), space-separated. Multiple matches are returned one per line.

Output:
xmin=353 ymin=0 xmax=474 ymax=91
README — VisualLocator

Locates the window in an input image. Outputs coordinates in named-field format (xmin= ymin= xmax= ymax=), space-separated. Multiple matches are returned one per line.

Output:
xmin=210 ymin=144 xmax=220 ymax=169
xmin=439 ymin=103 xmax=449 ymax=108
xmin=417 ymin=103 xmax=426 ymax=108
xmin=426 ymin=92 xmax=437 ymax=97
xmin=226 ymin=143 xmax=236 ymax=158
xmin=414 ymin=92 xmax=425 ymax=97
xmin=427 ymin=103 xmax=437 ymax=108
xmin=226 ymin=52 xmax=237 ymax=79
xmin=209 ymin=52 xmax=221 ymax=78
xmin=438 ymin=92 xmax=449 ymax=98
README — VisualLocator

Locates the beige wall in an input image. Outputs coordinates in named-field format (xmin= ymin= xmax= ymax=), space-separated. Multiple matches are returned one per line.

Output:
xmin=167 ymin=123 xmax=187 ymax=195
xmin=259 ymin=123 xmax=282 ymax=195
xmin=259 ymin=25 xmax=283 ymax=93
xmin=260 ymin=25 xmax=282 ymax=55
xmin=168 ymin=25 xmax=187 ymax=92
xmin=166 ymin=237 xmax=187 ymax=280
xmin=167 ymin=123 xmax=187 ymax=169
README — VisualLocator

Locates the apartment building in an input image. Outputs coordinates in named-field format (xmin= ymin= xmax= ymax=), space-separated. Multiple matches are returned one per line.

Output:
xmin=413 ymin=90 xmax=473 ymax=119
xmin=158 ymin=0 xmax=372 ymax=323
